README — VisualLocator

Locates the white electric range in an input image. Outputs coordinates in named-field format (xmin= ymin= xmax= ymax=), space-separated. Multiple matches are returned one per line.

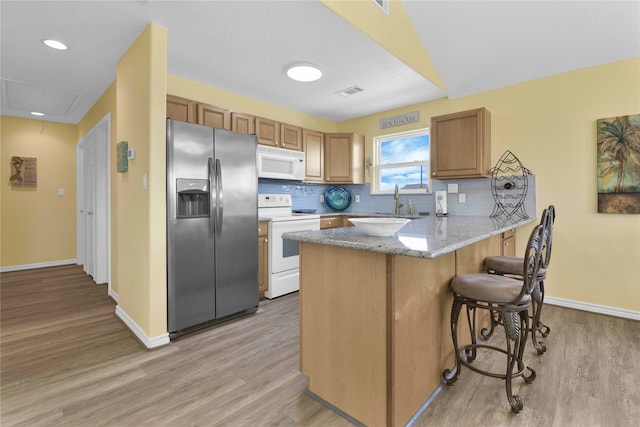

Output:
xmin=258 ymin=194 xmax=320 ymax=299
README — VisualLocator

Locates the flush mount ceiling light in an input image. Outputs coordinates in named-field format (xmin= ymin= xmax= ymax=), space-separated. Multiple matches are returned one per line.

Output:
xmin=286 ymin=64 xmax=322 ymax=82
xmin=42 ymin=39 xmax=68 ymax=50
xmin=30 ymin=111 xmax=45 ymax=116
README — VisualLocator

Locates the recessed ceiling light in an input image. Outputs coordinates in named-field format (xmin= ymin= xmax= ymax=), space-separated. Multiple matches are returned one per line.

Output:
xmin=30 ymin=111 xmax=45 ymax=116
xmin=42 ymin=39 xmax=68 ymax=50
xmin=286 ymin=64 xmax=322 ymax=82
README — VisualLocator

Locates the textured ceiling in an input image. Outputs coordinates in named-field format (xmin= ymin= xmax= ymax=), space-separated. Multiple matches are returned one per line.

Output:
xmin=1 ymin=0 xmax=638 ymax=125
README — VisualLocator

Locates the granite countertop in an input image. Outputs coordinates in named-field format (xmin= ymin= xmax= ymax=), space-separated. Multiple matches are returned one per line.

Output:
xmin=283 ymin=215 xmax=536 ymax=259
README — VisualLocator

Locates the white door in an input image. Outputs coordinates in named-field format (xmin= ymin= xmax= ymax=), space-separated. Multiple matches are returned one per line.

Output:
xmin=76 ymin=139 xmax=86 ymax=267
xmin=76 ymin=114 xmax=111 ymax=291
xmin=84 ymin=129 xmax=96 ymax=277
xmin=94 ymin=117 xmax=110 ymax=286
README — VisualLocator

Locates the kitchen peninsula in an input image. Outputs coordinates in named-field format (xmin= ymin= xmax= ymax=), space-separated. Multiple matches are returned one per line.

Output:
xmin=284 ymin=215 xmax=535 ymax=427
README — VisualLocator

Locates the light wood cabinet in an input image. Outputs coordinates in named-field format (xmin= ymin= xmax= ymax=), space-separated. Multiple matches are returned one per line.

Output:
xmin=197 ymin=103 xmax=230 ymax=130
xmin=166 ymin=95 xmax=195 ymax=123
xmin=255 ymin=117 xmax=280 ymax=147
xmin=502 ymin=228 xmax=516 ymax=256
xmin=324 ymin=133 xmax=365 ymax=184
xmin=341 ymin=216 xmax=356 ymax=227
xmin=320 ymin=216 xmax=340 ymax=229
xmin=166 ymin=96 xmax=231 ymax=130
xmin=303 ymin=129 xmax=324 ymax=182
xmin=258 ymin=221 xmax=269 ymax=298
xmin=430 ymin=107 xmax=491 ymax=179
xmin=280 ymin=124 xmax=303 ymax=151
xmin=255 ymin=118 xmax=303 ymax=151
xmin=231 ymin=112 xmax=255 ymax=135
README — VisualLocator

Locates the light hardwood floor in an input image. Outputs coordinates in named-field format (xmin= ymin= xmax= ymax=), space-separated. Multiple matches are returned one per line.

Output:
xmin=1 ymin=265 xmax=639 ymax=426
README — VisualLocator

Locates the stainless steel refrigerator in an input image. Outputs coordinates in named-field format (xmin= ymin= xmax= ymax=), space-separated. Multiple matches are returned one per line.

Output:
xmin=167 ymin=118 xmax=258 ymax=338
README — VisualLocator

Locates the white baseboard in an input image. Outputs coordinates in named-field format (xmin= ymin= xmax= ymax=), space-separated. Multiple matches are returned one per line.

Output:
xmin=0 ymin=259 xmax=77 ymax=273
xmin=115 ymin=305 xmax=170 ymax=349
xmin=545 ymin=296 xmax=640 ymax=321
xmin=108 ymin=288 xmax=118 ymax=303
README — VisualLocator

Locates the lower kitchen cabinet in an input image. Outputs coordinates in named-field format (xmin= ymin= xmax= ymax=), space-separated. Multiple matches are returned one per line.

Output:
xmin=320 ymin=216 xmax=340 ymax=229
xmin=258 ymin=221 xmax=269 ymax=298
xmin=342 ymin=216 xmax=356 ymax=227
xmin=502 ymin=228 xmax=516 ymax=256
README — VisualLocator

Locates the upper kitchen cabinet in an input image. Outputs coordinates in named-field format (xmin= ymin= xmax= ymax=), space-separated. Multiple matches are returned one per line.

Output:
xmin=324 ymin=133 xmax=365 ymax=184
xmin=231 ymin=112 xmax=255 ymax=135
xmin=255 ymin=117 xmax=280 ymax=147
xmin=303 ymin=129 xmax=324 ymax=182
xmin=430 ymin=107 xmax=491 ymax=179
xmin=197 ymin=103 xmax=231 ymax=130
xmin=166 ymin=95 xmax=196 ymax=123
xmin=280 ymin=124 xmax=303 ymax=151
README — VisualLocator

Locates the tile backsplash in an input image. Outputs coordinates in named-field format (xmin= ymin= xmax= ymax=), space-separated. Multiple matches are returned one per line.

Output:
xmin=258 ymin=176 xmax=536 ymax=218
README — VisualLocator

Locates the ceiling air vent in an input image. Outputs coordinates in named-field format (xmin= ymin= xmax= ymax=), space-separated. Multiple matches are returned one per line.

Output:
xmin=335 ymin=85 xmax=364 ymax=97
xmin=372 ymin=0 xmax=389 ymax=15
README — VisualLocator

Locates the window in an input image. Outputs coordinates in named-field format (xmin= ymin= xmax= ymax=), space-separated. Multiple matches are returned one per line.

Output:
xmin=373 ymin=128 xmax=430 ymax=194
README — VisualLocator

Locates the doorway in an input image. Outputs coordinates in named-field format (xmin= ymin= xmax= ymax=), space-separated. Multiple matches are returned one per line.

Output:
xmin=76 ymin=114 xmax=111 ymax=297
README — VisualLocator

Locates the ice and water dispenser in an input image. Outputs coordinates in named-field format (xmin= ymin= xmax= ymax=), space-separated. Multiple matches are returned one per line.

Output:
xmin=176 ymin=178 xmax=210 ymax=218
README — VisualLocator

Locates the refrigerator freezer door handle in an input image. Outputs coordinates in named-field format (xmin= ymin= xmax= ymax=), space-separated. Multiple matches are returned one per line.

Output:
xmin=215 ymin=158 xmax=223 ymax=236
xmin=208 ymin=157 xmax=215 ymax=238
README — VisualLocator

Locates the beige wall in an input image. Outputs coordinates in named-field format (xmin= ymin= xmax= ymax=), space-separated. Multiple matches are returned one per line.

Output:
xmin=338 ymin=58 xmax=640 ymax=312
xmin=115 ymin=23 xmax=168 ymax=338
xmin=1 ymin=117 xmax=78 ymax=267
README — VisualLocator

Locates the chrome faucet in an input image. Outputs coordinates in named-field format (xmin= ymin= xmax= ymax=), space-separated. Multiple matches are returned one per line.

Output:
xmin=394 ymin=184 xmax=403 ymax=214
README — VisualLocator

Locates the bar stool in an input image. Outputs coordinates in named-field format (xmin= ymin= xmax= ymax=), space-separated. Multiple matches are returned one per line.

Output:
xmin=484 ymin=206 xmax=555 ymax=354
xmin=443 ymin=223 xmax=545 ymax=413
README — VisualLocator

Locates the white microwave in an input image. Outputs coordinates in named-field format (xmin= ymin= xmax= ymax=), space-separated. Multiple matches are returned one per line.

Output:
xmin=257 ymin=145 xmax=305 ymax=181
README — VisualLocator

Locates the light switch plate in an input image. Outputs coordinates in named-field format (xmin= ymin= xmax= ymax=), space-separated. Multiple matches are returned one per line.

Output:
xmin=447 ymin=183 xmax=458 ymax=193
xmin=459 ymin=193 xmax=466 ymax=203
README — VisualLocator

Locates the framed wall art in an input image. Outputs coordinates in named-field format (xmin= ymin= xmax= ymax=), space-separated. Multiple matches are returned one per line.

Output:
xmin=9 ymin=156 xmax=37 ymax=186
xmin=597 ymin=113 xmax=640 ymax=214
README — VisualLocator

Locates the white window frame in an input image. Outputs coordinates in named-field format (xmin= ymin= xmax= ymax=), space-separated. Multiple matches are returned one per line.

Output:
xmin=372 ymin=128 xmax=430 ymax=195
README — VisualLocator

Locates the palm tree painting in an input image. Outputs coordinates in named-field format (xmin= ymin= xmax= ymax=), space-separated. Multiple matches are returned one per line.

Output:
xmin=597 ymin=113 xmax=640 ymax=214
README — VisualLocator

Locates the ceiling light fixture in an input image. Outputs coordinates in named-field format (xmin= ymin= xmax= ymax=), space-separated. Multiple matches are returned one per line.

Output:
xmin=42 ymin=39 xmax=68 ymax=50
xmin=286 ymin=64 xmax=322 ymax=82
xmin=30 ymin=111 xmax=45 ymax=116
